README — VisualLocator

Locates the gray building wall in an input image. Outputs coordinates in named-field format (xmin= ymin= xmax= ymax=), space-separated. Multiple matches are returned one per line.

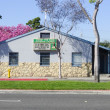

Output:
xmin=0 ymin=29 xmax=92 ymax=64
xmin=0 ymin=29 xmax=93 ymax=78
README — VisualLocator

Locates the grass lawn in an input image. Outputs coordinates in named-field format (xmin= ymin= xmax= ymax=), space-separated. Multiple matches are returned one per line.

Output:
xmin=0 ymin=81 xmax=110 ymax=90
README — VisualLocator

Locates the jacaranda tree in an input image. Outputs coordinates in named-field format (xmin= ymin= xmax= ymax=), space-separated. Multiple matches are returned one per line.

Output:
xmin=0 ymin=24 xmax=32 ymax=42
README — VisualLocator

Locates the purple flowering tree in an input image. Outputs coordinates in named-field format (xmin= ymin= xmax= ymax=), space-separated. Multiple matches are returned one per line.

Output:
xmin=0 ymin=24 xmax=32 ymax=42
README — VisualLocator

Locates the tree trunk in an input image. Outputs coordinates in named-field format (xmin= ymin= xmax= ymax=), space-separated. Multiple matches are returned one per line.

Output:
xmin=93 ymin=8 xmax=100 ymax=82
xmin=77 ymin=0 xmax=102 ymax=82
xmin=58 ymin=50 xmax=62 ymax=79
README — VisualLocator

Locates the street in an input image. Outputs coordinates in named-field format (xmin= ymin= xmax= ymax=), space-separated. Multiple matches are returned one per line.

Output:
xmin=0 ymin=92 xmax=110 ymax=110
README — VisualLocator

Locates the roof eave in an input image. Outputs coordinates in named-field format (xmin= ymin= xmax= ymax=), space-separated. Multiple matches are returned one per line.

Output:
xmin=0 ymin=27 xmax=46 ymax=44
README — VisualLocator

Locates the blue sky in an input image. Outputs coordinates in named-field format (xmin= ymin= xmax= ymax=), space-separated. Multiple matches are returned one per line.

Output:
xmin=0 ymin=0 xmax=109 ymax=42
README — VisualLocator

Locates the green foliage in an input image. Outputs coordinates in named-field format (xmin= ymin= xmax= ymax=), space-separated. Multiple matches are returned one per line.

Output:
xmin=89 ymin=0 xmax=96 ymax=3
xmin=26 ymin=17 xmax=42 ymax=29
xmin=100 ymin=40 xmax=110 ymax=48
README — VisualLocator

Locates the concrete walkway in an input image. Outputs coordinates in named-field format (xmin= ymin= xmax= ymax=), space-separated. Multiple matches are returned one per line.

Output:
xmin=0 ymin=75 xmax=110 ymax=82
xmin=48 ymin=76 xmax=110 ymax=82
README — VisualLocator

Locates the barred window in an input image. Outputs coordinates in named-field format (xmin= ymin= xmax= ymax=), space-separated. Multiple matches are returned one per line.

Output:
xmin=9 ymin=52 xmax=18 ymax=66
xmin=72 ymin=53 xmax=82 ymax=66
xmin=40 ymin=33 xmax=50 ymax=38
xmin=40 ymin=53 xmax=50 ymax=66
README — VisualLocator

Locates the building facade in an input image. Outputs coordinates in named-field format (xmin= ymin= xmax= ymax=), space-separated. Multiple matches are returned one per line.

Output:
xmin=0 ymin=27 xmax=110 ymax=78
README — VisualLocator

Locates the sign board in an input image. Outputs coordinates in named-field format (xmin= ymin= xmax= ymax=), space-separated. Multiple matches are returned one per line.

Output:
xmin=33 ymin=39 xmax=57 ymax=51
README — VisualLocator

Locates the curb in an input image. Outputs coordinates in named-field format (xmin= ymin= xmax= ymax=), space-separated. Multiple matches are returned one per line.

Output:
xmin=0 ymin=90 xmax=110 ymax=95
xmin=0 ymin=78 xmax=48 ymax=81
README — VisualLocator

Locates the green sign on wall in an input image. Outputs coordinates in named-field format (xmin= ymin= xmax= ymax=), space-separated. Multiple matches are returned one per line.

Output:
xmin=33 ymin=39 xmax=57 ymax=51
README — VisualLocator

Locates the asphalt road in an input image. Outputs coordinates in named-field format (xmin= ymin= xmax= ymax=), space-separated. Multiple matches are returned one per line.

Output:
xmin=0 ymin=92 xmax=110 ymax=110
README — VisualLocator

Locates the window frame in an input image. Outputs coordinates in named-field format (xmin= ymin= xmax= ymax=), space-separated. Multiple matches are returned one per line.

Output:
xmin=9 ymin=52 xmax=19 ymax=66
xmin=40 ymin=52 xmax=50 ymax=66
xmin=72 ymin=52 xmax=82 ymax=67
xmin=40 ymin=33 xmax=50 ymax=39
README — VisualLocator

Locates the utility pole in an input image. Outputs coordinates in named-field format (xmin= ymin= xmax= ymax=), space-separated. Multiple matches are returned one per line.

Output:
xmin=42 ymin=9 xmax=49 ymax=27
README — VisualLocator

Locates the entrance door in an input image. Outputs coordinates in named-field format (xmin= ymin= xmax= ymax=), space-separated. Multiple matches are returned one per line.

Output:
xmin=100 ymin=54 xmax=108 ymax=74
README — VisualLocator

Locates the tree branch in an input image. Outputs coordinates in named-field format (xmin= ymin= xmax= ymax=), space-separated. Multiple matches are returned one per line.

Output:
xmin=77 ymin=0 xmax=93 ymax=24
xmin=60 ymin=21 xmax=74 ymax=49
xmin=99 ymin=0 xmax=103 ymax=4
xmin=49 ymin=15 xmax=54 ymax=29
xmin=66 ymin=21 xmax=74 ymax=34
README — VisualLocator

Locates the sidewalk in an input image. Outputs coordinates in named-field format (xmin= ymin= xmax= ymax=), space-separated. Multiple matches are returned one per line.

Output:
xmin=0 ymin=76 xmax=110 ymax=82
xmin=49 ymin=76 xmax=110 ymax=82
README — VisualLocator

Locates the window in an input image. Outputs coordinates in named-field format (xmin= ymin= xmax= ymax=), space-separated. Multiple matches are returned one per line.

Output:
xmin=9 ymin=52 xmax=18 ymax=66
xmin=72 ymin=53 xmax=82 ymax=66
xmin=40 ymin=33 xmax=50 ymax=38
xmin=40 ymin=53 xmax=50 ymax=66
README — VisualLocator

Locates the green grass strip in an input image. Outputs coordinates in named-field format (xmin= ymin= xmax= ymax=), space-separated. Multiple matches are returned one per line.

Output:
xmin=0 ymin=81 xmax=110 ymax=90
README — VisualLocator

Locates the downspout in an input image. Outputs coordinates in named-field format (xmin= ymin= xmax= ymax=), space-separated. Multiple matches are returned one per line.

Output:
xmin=108 ymin=51 xmax=110 ymax=74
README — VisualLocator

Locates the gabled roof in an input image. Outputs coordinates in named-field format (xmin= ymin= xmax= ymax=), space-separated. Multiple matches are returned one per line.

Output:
xmin=0 ymin=27 xmax=46 ymax=44
xmin=0 ymin=27 xmax=110 ymax=51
